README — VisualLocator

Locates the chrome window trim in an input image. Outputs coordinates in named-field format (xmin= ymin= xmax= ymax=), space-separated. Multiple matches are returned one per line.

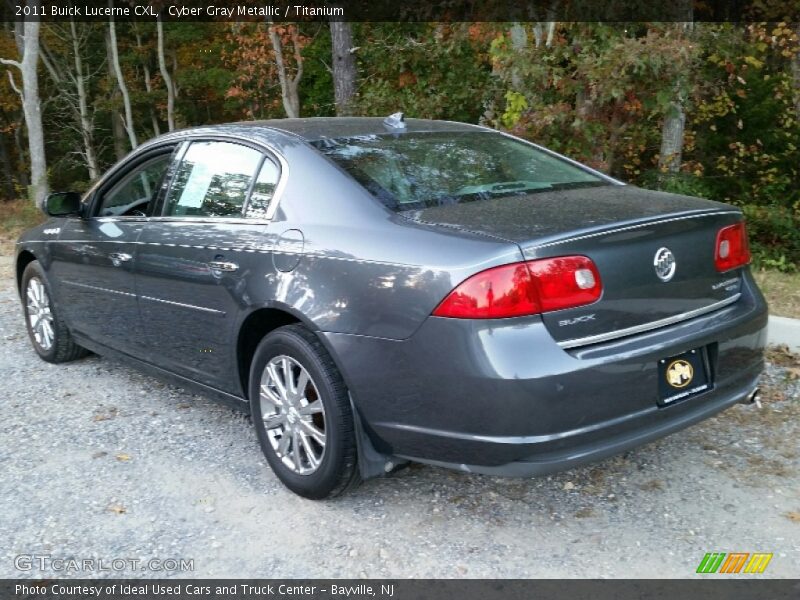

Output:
xmin=557 ymin=293 xmax=742 ymax=349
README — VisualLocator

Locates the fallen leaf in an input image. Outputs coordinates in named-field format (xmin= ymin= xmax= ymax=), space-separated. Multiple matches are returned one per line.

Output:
xmin=91 ymin=451 xmax=107 ymax=459
xmin=115 ymin=453 xmax=132 ymax=462
xmin=785 ymin=511 xmax=800 ymax=523
xmin=176 ymin=403 xmax=191 ymax=409
xmin=107 ymin=504 xmax=127 ymax=515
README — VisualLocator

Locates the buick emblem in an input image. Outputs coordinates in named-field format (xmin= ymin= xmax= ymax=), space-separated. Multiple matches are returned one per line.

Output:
xmin=654 ymin=247 xmax=676 ymax=282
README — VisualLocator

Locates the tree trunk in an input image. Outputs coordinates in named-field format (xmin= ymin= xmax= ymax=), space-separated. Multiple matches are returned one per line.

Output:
xmin=70 ymin=20 xmax=99 ymax=181
xmin=108 ymin=15 xmax=137 ymax=149
xmin=792 ymin=23 xmax=800 ymax=122
xmin=659 ymin=99 xmax=686 ymax=173
xmin=268 ymin=23 xmax=302 ymax=118
xmin=157 ymin=19 xmax=175 ymax=131
xmin=0 ymin=129 xmax=15 ymax=200
xmin=330 ymin=21 xmax=356 ymax=116
xmin=135 ymin=26 xmax=161 ymax=137
xmin=14 ymin=114 xmax=29 ymax=188
xmin=1 ymin=20 xmax=48 ymax=206
xmin=658 ymin=22 xmax=692 ymax=175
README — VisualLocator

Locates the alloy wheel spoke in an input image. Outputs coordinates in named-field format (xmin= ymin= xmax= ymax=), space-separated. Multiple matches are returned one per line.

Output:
xmin=267 ymin=362 xmax=288 ymax=401
xmin=276 ymin=431 xmax=291 ymax=457
xmin=283 ymin=357 xmax=296 ymax=397
xmin=263 ymin=413 xmax=286 ymax=430
xmin=299 ymin=431 xmax=319 ymax=469
xmin=295 ymin=370 xmax=309 ymax=399
xmin=260 ymin=383 xmax=284 ymax=408
xmin=299 ymin=400 xmax=323 ymax=416
xmin=291 ymin=430 xmax=302 ymax=471
xmin=300 ymin=420 xmax=325 ymax=447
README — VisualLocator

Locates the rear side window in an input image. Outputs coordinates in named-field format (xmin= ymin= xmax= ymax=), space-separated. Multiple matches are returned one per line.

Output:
xmin=245 ymin=159 xmax=280 ymax=220
xmin=164 ymin=141 xmax=262 ymax=218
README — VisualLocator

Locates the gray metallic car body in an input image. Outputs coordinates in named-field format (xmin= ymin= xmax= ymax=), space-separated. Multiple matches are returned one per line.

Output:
xmin=15 ymin=118 xmax=768 ymax=479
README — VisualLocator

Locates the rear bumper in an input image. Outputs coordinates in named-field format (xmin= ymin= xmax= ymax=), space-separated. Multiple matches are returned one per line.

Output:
xmin=324 ymin=271 xmax=768 ymax=475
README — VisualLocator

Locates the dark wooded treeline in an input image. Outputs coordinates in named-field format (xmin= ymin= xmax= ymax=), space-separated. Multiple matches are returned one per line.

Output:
xmin=1 ymin=21 xmax=798 ymax=267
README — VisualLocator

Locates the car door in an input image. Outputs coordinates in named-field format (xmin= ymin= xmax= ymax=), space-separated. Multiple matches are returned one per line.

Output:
xmin=49 ymin=148 xmax=175 ymax=353
xmin=135 ymin=139 xmax=282 ymax=391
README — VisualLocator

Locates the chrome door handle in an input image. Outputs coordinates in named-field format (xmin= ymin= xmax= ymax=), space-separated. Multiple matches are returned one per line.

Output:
xmin=208 ymin=261 xmax=239 ymax=272
xmin=108 ymin=252 xmax=132 ymax=266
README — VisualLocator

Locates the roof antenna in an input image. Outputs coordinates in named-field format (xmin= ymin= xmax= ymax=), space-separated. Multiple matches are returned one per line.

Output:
xmin=383 ymin=112 xmax=406 ymax=130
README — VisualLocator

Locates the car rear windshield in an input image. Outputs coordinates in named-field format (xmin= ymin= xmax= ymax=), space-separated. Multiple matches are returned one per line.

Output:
xmin=312 ymin=131 xmax=609 ymax=211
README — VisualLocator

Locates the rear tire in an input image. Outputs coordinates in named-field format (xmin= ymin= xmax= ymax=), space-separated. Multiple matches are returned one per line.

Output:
xmin=21 ymin=261 xmax=88 ymax=364
xmin=249 ymin=324 xmax=360 ymax=499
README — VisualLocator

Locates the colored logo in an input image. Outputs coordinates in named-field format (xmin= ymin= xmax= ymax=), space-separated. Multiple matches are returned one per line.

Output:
xmin=653 ymin=247 xmax=676 ymax=282
xmin=696 ymin=552 xmax=773 ymax=574
xmin=666 ymin=359 xmax=693 ymax=388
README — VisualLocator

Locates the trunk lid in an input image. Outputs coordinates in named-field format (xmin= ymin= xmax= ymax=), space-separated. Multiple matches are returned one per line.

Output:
xmin=402 ymin=185 xmax=745 ymax=347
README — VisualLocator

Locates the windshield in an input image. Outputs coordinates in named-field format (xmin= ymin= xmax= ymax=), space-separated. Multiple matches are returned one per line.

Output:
xmin=312 ymin=131 xmax=609 ymax=211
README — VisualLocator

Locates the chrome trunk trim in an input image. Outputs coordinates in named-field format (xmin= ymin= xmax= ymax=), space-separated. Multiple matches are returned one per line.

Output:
xmin=557 ymin=293 xmax=742 ymax=349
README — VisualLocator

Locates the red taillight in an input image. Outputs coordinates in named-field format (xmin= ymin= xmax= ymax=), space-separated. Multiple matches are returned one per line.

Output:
xmin=715 ymin=221 xmax=751 ymax=272
xmin=432 ymin=255 xmax=602 ymax=319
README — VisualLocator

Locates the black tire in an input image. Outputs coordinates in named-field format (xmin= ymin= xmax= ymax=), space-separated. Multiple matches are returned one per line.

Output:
xmin=249 ymin=324 xmax=360 ymax=499
xmin=21 ymin=260 xmax=88 ymax=363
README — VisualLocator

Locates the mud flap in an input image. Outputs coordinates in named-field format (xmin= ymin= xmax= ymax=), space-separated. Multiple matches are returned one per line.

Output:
xmin=349 ymin=393 xmax=400 ymax=480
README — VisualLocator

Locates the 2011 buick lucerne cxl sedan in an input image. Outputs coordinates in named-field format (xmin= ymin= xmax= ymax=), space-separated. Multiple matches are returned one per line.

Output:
xmin=15 ymin=115 xmax=767 ymax=498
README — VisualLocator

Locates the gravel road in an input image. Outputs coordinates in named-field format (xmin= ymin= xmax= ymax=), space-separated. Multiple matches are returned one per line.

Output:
xmin=1 ymin=258 xmax=798 ymax=579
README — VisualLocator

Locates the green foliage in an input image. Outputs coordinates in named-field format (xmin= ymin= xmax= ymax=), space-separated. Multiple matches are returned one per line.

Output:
xmin=1 ymin=21 xmax=798 ymax=271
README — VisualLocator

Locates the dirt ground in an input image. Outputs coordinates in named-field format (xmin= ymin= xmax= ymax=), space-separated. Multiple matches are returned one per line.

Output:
xmin=1 ymin=255 xmax=798 ymax=578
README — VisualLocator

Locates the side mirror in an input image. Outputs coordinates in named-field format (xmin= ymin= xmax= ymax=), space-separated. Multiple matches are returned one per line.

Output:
xmin=44 ymin=192 xmax=82 ymax=217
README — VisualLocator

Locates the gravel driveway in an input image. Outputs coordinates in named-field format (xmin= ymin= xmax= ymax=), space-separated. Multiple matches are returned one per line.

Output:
xmin=1 ymin=257 xmax=798 ymax=579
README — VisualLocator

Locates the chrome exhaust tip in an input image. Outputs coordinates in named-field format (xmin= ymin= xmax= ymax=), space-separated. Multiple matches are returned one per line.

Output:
xmin=740 ymin=387 xmax=762 ymax=408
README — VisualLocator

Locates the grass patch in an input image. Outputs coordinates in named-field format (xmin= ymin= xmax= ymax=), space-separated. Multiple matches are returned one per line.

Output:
xmin=753 ymin=269 xmax=800 ymax=319
xmin=0 ymin=200 xmax=45 ymax=254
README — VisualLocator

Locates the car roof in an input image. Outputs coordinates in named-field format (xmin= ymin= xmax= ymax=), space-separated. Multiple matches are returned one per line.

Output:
xmin=232 ymin=117 xmax=488 ymax=141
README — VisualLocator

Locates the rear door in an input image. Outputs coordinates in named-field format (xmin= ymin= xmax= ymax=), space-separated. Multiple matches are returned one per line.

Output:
xmin=50 ymin=149 xmax=174 ymax=353
xmin=135 ymin=139 xmax=282 ymax=392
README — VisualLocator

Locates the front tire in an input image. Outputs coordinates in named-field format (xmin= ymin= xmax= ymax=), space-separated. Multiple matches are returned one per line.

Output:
xmin=21 ymin=260 xmax=88 ymax=363
xmin=249 ymin=324 xmax=360 ymax=499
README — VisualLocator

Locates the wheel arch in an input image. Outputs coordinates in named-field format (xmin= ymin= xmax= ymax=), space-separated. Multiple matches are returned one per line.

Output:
xmin=236 ymin=305 xmax=307 ymax=399
xmin=16 ymin=249 xmax=37 ymax=294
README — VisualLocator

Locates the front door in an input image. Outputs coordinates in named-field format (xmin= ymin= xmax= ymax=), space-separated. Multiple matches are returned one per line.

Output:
xmin=135 ymin=140 xmax=281 ymax=391
xmin=50 ymin=151 xmax=174 ymax=353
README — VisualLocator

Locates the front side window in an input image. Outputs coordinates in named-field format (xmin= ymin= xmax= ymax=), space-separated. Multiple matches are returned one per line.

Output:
xmin=164 ymin=141 xmax=262 ymax=218
xmin=98 ymin=154 xmax=172 ymax=217
xmin=312 ymin=131 xmax=609 ymax=211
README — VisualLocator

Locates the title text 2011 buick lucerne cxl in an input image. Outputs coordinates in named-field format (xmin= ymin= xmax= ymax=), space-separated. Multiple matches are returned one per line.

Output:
xmin=15 ymin=115 xmax=768 ymax=498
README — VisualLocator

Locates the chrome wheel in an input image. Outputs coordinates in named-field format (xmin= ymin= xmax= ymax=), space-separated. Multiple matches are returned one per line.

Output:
xmin=260 ymin=355 xmax=327 ymax=475
xmin=26 ymin=277 xmax=54 ymax=351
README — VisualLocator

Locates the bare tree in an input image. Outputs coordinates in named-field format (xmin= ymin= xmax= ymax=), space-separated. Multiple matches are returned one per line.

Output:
xmin=156 ymin=18 xmax=176 ymax=131
xmin=329 ymin=21 xmax=356 ymax=116
xmin=793 ymin=23 xmax=800 ymax=122
xmin=108 ymin=13 xmax=137 ymax=149
xmin=0 ymin=18 xmax=48 ymax=205
xmin=268 ymin=21 xmax=303 ymax=118
xmin=40 ymin=21 xmax=102 ymax=181
xmin=133 ymin=23 xmax=160 ymax=137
